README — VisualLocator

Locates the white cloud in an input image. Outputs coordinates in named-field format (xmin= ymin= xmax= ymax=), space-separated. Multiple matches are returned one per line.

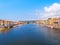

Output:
xmin=44 ymin=3 xmax=60 ymax=12
xmin=41 ymin=3 xmax=60 ymax=19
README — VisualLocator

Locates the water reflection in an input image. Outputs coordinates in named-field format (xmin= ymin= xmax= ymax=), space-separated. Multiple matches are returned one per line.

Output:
xmin=38 ymin=25 xmax=60 ymax=45
xmin=0 ymin=24 xmax=60 ymax=45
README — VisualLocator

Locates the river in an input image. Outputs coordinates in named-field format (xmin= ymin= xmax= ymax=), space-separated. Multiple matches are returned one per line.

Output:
xmin=0 ymin=24 xmax=60 ymax=45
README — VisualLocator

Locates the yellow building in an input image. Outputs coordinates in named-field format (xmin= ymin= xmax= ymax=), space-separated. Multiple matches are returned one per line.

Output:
xmin=47 ymin=18 xmax=55 ymax=25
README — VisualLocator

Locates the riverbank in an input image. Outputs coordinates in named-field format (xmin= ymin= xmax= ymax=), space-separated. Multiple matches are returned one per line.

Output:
xmin=0 ymin=27 xmax=12 ymax=32
xmin=0 ymin=25 xmax=14 ymax=32
xmin=36 ymin=23 xmax=60 ymax=29
xmin=43 ymin=24 xmax=60 ymax=29
xmin=0 ymin=24 xmax=23 ymax=32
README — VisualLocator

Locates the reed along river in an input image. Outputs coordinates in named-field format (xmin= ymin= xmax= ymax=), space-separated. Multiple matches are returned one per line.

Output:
xmin=0 ymin=24 xmax=60 ymax=45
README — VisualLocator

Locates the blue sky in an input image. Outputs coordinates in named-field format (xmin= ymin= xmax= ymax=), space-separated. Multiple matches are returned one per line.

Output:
xmin=0 ymin=0 xmax=60 ymax=21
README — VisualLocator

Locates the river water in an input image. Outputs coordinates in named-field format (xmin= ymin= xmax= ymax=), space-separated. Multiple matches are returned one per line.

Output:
xmin=0 ymin=24 xmax=60 ymax=45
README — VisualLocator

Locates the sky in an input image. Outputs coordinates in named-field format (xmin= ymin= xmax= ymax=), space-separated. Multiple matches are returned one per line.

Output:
xmin=0 ymin=0 xmax=60 ymax=21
